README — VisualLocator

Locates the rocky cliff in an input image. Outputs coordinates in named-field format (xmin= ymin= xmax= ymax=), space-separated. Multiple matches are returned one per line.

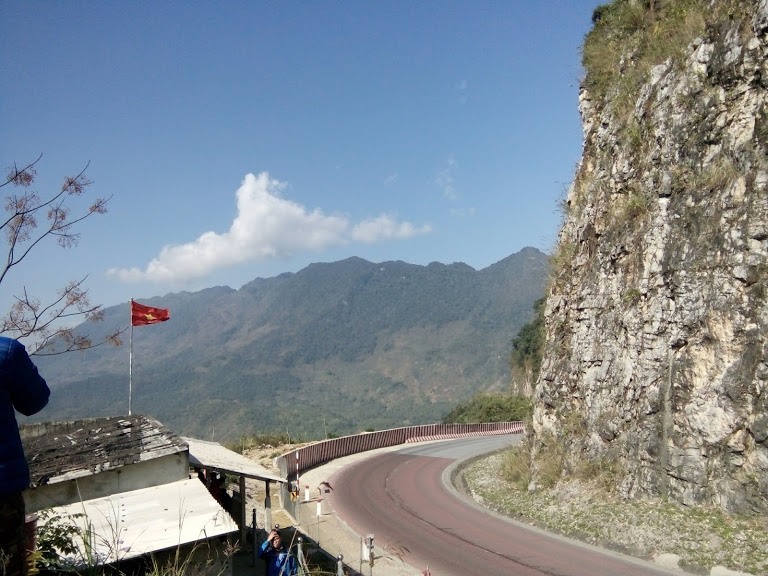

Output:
xmin=534 ymin=0 xmax=768 ymax=514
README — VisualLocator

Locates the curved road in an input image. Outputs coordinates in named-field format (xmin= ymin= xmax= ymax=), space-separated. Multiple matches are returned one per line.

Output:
xmin=328 ymin=436 xmax=677 ymax=576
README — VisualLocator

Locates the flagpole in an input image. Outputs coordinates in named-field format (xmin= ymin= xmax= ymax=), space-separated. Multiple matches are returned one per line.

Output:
xmin=129 ymin=298 xmax=134 ymax=416
xmin=127 ymin=299 xmax=169 ymax=417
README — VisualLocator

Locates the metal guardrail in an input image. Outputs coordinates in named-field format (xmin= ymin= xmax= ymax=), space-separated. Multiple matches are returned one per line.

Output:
xmin=276 ymin=421 xmax=524 ymax=520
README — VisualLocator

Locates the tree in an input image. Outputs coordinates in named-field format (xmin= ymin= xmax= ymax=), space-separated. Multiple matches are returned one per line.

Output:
xmin=509 ymin=297 xmax=546 ymax=395
xmin=1 ymin=155 xmax=123 ymax=354
xmin=442 ymin=392 xmax=532 ymax=424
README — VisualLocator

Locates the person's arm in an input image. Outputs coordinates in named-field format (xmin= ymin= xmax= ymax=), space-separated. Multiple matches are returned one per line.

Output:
xmin=6 ymin=340 xmax=50 ymax=416
xmin=259 ymin=538 xmax=270 ymax=558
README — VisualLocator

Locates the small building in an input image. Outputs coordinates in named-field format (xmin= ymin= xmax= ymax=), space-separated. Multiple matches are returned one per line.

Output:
xmin=21 ymin=415 xmax=239 ymax=572
xmin=183 ymin=437 xmax=287 ymax=544
xmin=22 ymin=415 xmax=189 ymax=512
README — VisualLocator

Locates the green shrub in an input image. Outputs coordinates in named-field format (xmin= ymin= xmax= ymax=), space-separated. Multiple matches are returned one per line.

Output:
xmin=548 ymin=241 xmax=577 ymax=290
xmin=622 ymin=287 xmax=643 ymax=304
xmin=534 ymin=431 xmax=568 ymax=489
xmin=35 ymin=509 xmax=85 ymax=571
xmin=442 ymin=393 xmax=532 ymax=424
xmin=623 ymin=189 xmax=653 ymax=219
xmin=509 ymin=298 xmax=546 ymax=383
xmin=582 ymin=0 xmax=707 ymax=117
xmin=500 ymin=435 xmax=533 ymax=491
xmin=575 ymin=456 xmax=622 ymax=492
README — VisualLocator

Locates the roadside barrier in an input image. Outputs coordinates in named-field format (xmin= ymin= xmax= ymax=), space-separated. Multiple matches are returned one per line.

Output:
xmin=276 ymin=421 xmax=524 ymax=520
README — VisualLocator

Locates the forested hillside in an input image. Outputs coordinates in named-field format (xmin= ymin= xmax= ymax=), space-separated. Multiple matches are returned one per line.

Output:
xmin=34 ymin=247 xmax=547 ymax=441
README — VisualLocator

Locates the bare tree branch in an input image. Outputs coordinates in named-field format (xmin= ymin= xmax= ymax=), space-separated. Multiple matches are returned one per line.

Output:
xmin=0 ymin=154 xmax=42 ymax=190
xmin=1 ymin=156 xmax=124 ymax=354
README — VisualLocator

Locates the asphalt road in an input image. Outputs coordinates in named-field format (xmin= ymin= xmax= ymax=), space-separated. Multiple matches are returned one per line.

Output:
xmin=328 ymin=436 xmax=679 ymax=576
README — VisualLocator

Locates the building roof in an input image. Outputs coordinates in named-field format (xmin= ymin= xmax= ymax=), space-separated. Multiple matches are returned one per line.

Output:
xmin=21 ymin=415 xmax=186 ymax=487
xmin=183 ymin=437 xmax=286 ymax=483
xmin=42 ymin=478 xmax=239 ymax=565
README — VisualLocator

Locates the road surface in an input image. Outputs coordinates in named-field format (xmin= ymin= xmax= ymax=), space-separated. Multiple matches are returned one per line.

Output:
xmin=328 ymin=436 xmax=678 ymax=576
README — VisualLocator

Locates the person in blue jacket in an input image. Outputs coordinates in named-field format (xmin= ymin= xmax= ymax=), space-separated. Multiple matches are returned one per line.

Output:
xmin=259 ymin=528 xmax=298 ymax=576
xmin=0 ymin=337 xmax=50 ymax=576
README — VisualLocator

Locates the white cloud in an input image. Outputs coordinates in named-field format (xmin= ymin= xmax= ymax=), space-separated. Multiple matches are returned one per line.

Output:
xmin=351 ymin=215 xmax=432 ymax=244
xmin=450 ymin=207 xmax=476 ymax=217
xmin=436 ymin=155 xmax=458 ymax=200
xmin=108 ymin=172 xmax=430 ymax=284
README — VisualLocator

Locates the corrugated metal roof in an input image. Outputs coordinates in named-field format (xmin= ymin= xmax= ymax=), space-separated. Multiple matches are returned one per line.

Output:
xmin=21 ymin=415 xmax=185 ymax=488
xmin=183 ymin=437 xmax=286 ymax=483
xmin=44 ymin=478 xmax=238 ymax=565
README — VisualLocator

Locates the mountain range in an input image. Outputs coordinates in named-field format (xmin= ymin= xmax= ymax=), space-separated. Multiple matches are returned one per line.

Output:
xmin=33 ymin=247 xmax=548 ymax=442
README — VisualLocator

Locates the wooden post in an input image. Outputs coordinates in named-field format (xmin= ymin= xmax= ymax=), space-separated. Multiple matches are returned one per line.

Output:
xmin=239 ymin=474 xmax=247 ymax=545
xmin=264 ymin=481 xmax=272 ymax=531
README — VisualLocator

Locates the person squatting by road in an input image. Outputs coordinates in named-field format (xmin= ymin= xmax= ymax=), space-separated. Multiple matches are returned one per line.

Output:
xmin=259 ymin=528 xmax=298 ymax=576
xmin=0 ymin=337 xmax=51 ymax=576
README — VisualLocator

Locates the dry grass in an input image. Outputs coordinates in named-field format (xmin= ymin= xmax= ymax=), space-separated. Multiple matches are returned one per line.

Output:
xmin=464 ymin=451 xmax=768 ymax=575
xmin=583 ymin=0 xmax=707 ymax=113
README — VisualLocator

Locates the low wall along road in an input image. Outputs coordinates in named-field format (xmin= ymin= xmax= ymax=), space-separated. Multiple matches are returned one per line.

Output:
xmin=276 ymin=421 xmax=524 ymax=521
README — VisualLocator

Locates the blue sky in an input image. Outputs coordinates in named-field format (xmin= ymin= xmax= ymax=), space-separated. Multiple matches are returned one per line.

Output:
xmin=1 ymin=1 xmax=599 ymax=315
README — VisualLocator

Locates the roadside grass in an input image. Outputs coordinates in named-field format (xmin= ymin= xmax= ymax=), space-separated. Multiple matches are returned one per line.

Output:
xmin=226 ymin=432 xmax=297 ymax=454
xmin=463 ymin=452 xmax=768 ymax=575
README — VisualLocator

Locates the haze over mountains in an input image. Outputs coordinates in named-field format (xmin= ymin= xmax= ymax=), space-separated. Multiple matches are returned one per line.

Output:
xmin=33 ymin=247 xmax=547 ymax=441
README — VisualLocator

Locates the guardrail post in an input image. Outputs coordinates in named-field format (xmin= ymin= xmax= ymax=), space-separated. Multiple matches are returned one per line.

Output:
xmin=297 ymin=536 xmax=308 ymax=575
xmin=251 ymin=508 xmax=258 ymax=566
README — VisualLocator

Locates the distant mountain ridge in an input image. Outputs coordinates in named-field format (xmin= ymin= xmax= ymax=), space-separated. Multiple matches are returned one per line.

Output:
xmin=34 ymin=247 xmax=548 ymax=441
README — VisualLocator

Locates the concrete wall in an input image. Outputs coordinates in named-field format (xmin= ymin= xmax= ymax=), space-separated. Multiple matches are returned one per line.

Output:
xmin=276 ymin=421 xmax=524 ymax=478
xmin=25 ymin=451 xmax=190 ymax=513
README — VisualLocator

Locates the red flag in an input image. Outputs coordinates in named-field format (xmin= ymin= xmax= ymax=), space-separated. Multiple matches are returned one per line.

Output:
xmin=131 ymin=301 xmax=170 ymax=326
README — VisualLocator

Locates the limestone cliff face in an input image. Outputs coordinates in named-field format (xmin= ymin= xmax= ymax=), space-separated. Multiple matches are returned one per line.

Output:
xmin=534 ymin=0 xmax=768 ymax=514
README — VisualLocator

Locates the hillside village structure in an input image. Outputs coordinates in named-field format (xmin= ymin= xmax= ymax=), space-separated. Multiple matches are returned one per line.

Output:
xmin=183 ymin=436 xmax=286 ymax=543
xmin=20 ymin=415 xmax=286 ymax=571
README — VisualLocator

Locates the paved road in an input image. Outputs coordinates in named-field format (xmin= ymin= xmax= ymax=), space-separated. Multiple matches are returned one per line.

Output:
xmin=327 ymin=436 xmax=679 ymax=576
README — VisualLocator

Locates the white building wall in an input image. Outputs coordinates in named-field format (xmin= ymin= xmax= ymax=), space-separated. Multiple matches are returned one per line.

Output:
xmin=25 ymin=451 xmax=189 ymax=513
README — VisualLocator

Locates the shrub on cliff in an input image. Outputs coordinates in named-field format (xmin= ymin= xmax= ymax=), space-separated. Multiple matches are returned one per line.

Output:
xmin=442 ymin=392 xmax=532 ymax=424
